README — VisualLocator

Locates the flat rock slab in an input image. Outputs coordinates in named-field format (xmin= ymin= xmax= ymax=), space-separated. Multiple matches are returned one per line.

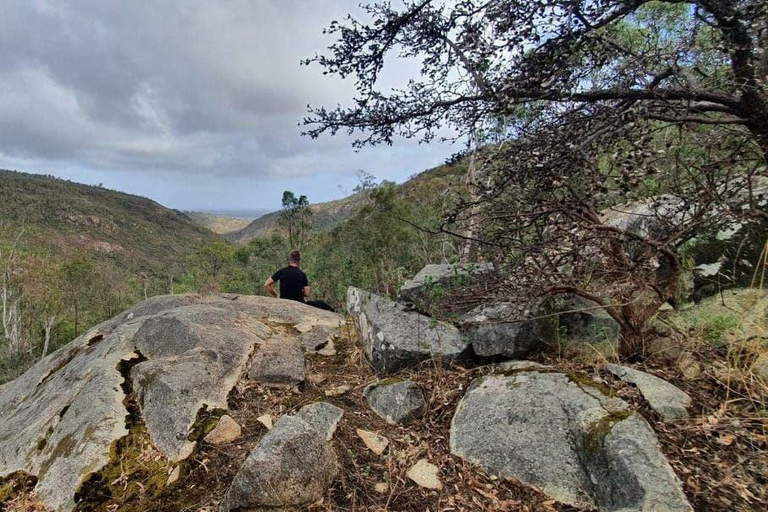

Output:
xmin=399 ymin=263 xmax=494 ymax=313
xmin=407 ymin=459 xmax=442 ymax=490
xmin=364 ymin=379 xmax=427 ymax=425
xmin=459 ymin=301 xmax=555 ymax=358
xmin=300 ymin=325 xmax=340 ymax=352
xmin=249 ymin=336 xmax=306 ymax=388
xmin=347 ymin=287 xmax=470 ymax=374
xmin=0 ymin=294 xmax=344 ymax=511
xmin=223 ymin=415 xmax=339 ymax=510
xmin=296 ymin=402 xmax=344 ymax=441
xmin=450 ymin=371 xmax=692 ymax=511
xmin=356 ymin=429 xmax=389 ymax=455
xmin=607 ymin=364 xmax=692 ymax=421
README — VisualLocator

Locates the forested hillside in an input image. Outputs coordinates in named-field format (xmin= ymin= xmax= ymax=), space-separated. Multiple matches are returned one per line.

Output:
xmin=0 ymin=170 xmax=219 ymax=382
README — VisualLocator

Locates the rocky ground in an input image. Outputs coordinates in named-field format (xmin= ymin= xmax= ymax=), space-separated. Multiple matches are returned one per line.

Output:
xmin=0 ymin=281 xmax=766 ymax=511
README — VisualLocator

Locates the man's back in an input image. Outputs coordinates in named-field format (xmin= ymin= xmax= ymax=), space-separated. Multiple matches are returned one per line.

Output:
xmin=271 ymin=265 xmax=308 ymax=302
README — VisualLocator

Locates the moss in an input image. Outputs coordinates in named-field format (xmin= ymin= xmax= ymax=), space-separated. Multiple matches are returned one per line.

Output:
xmin=73 ymin=352 xmax=188 ymax=512
xmin=583 ymin=410 xmax=633 ymax=454
xmin=567 ymin=372 xmax=615 ymax=397
xmin=0 ymin=472 xmax=38 ymax=505
xmin=187 ymin=406 xmax=226 ymax=443
xmin=36 ymin=425 xmax=54 ymax=452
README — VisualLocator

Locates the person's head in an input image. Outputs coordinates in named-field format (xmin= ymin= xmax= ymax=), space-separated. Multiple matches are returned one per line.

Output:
xmin=288 ymin=250 xmax=301 ymax=266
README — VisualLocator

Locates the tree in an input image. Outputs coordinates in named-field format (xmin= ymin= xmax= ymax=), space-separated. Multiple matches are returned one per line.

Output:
xmin=278 ymin=191 xmax=314 ymax=249
xmin=353 ymin=170 xmax=378 ymax=193
xmin=60 ymin=257 xmax=95 ymax=338
xmin=189 ymin=241 xmax=236 ymax=279
xmin=0 ymin=226 xmax=25 ymax=352
xmin=305 ymin=1 xmax=768 ymax=357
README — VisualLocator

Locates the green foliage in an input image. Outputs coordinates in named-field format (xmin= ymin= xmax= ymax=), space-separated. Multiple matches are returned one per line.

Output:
xmin=702 ymin=314 xmax=742 ymax=345
xmin=278 ymin=190 xmax=313 ymax=249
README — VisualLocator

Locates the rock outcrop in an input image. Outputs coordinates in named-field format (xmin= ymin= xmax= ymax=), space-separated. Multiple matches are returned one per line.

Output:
xmin=450 ymin=370 xmax=692 ymax=511
xmin=364 ymin=379 xmax=427 ymax=425
xmin=0 ymin=294 xmax=344 ymax=512
xmin=607 ymin=364 xmax=692 ymax=421
xmin=347 ymin=287 xmax=469 ymax=373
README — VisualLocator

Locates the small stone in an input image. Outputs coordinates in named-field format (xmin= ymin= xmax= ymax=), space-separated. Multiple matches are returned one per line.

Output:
xmin=317 ymin=339 xmax=337 ymax=357
xmin=308 ymin=373 xmax=327 ymax=385
xmin=325 ymin=384 xmax=351 ymax=397
xmin=296 ymin=402 xmax=344 ymax=441
xmin=204 ymin=415 xmax=242 ymax=445
xmin=167 ymin=466 xmax=180 ymax=485
xmin=406 ymin=459 xmax=442 ymax=490
xmin=356 ymin=429 xmax=389 ymax=455
xmin=256 ymin=414 xmax=273 ymax=430
xmin=364 ymin=379 xmax=427 ymax=425
xmin=678 ymin=353 xmax=701 ymax=380
xmin=374 ymin=482 xmax=389 ymax=494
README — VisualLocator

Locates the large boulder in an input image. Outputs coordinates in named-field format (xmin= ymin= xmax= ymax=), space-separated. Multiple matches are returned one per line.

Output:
xmin=347 ymin=287 xmax=470 ymax=374
xmin=364 ymin=379 xmax=427 ymax=425
xmin=0 ymin=294 xmax=344 ymax=511
xmin=450 ymin=370 xmax=692 ymax=511
xmin=223 ymin=414 xmax=339 ymax=510
xmin=398 ymin=263 xmax=494 ymax=313
xmin=458 ymin=301 xmax=556 ymax=358
xmin=607 ymin=364 xmax=691 ymax=421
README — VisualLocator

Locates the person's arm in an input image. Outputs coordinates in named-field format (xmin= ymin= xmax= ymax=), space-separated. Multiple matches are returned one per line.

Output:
xmin=303 ymin=285 xmax=311 ymax=298
xmin=264 ymin=277 xmax=278 ymax=298
xmin=302 ymin=273 xmax=310 ymax=299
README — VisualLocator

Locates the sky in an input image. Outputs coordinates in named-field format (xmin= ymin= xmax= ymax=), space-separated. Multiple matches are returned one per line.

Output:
xmin=0 ymin=0 xmax=456 ymax=214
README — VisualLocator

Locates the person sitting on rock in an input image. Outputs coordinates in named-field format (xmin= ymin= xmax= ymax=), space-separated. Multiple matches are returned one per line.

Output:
xmin=265 ymin=250 xmax=334 ymax=311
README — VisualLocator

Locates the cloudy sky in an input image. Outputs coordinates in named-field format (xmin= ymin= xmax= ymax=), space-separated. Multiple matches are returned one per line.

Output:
xmin=0 ymin=0 xmax=455 ymax=214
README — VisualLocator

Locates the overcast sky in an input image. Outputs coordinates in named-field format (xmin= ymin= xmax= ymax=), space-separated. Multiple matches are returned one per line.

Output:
xmin=0 ymin=0 xmax=455 ymax=214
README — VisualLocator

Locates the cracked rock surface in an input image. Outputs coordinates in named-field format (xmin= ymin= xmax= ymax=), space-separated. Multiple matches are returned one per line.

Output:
xmin=450 ymin=370 xmax=692 ymax=512
xmin=0 ymin=294 xmax=344 ymax=511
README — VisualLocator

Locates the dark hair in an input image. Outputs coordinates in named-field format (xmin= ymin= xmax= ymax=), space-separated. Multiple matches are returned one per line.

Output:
xmin=288 ymin=250 xmax=301 ymax=263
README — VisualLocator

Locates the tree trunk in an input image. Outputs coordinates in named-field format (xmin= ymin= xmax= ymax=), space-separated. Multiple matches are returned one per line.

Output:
xmin=42 ymin=315 xmax=56 ymax=359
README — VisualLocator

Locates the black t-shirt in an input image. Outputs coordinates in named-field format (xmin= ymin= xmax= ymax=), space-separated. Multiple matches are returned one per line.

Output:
xmin=271 ymin=266 xmax=308 ymax=302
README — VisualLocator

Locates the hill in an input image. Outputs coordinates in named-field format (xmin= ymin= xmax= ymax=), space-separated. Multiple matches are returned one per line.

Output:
xmin=185 ymin=211 xmax=254 ymax=235
xmin=226 ymin=191 xmax=369 ymax=243
xmin=0 ymin=169 xmax=220 ymax=383
xmin=0 ymin=170 xmax=218 ymax=274
xmin=228 ymin=160 xmax=467 ymax=244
